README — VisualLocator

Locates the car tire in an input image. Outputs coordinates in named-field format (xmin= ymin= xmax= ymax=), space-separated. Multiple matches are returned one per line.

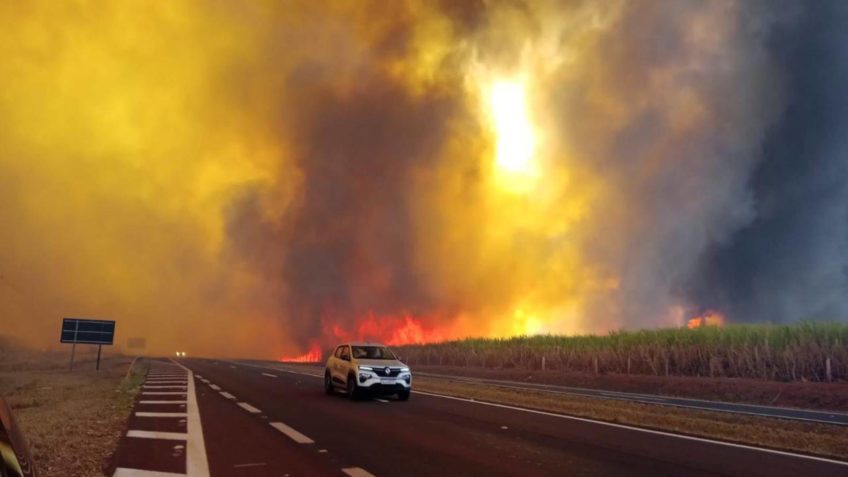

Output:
xmin=324 ymin=371 xmax=334 ymax=395
xmin=347 ymin=375 xmax=359 ymax=400
xmin=398 ymin=390 xmax=410 ymax=401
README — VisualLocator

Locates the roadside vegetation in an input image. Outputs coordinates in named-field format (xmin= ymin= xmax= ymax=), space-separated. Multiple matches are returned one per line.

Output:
xmin=397 ymin=321 xmax=847 ymax=382
xmin=0 ymin=337 xmax=144 ymax=477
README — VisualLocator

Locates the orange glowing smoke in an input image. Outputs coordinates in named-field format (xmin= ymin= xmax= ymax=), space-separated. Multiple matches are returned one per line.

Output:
xmin=280 ymin=343 xmax=322 ymax=363
xmin=687 ymin=311 xmax=726 ymax=329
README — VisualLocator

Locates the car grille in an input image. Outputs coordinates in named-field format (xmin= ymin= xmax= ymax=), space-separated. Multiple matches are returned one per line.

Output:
xmin=372 ymin=367 xmax=401 ymax=377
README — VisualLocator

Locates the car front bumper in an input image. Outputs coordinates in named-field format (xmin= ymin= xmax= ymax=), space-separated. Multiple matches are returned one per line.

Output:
xmin=357 ymin=372 xmax=412 ymax=393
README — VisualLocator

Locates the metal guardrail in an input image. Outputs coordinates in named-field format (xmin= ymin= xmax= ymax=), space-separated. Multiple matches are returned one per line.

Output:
xmin=0 ymin=398 xmax=38 ymax=477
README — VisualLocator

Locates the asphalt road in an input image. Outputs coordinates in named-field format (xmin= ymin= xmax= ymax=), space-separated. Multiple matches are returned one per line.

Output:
xmin=125 ymin=358 xmax=848 ymax=477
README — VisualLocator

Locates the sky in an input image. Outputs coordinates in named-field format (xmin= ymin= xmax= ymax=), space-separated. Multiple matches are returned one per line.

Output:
xmin=0 ymin=0 xmax=845 ymax=358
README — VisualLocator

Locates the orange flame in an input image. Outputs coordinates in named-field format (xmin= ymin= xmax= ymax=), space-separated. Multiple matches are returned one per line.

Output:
xmin=280 ymin=343 xmax=322 ymax=362
xmin=687 ymin=310 xmax=725 ymax=329
xmin=323 ymin=312 xmax=451 ymax=347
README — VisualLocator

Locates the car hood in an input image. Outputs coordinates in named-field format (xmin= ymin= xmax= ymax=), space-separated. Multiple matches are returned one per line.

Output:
xmin=355 ymin=359 xmax=407 ymax=368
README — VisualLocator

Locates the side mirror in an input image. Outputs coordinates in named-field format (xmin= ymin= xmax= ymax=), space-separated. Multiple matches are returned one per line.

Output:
xmin=0 ymin=398 xmax=38 ymax=476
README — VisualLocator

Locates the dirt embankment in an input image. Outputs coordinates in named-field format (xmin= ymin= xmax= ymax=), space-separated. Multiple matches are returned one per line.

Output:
xmin=0 ymin=349 xmax=143 ymax=477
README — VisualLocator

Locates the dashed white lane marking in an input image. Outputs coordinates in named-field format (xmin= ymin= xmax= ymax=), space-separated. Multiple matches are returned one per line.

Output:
xmin=500 ymin=425 xmax=509 ymax=430
xmin=261 ymin=372 xmax=278 ymax=378
xmin=209 ymin=384 xmax=221 ymax=391
xmin=230 ymin=365 xmax=237 ymax=369
xmin=169 ymin=359 xmax=211 ymax=477
xmin=220 ymin=392 xmax=236 ymax=400
xmin=237 ymin=402 xmax=262 ymax=414
xmin=374 ymin=398 xmax=389 ymax=403
xmin=136 ymin=412 xmax=187 ymax=418
xmin=142 ymin=392 xmax=187 ymax=396
xmin=195 ymin=375 xmax=203 ymax=379
xmin=139 ymin=401 xmax=187 ymax=405
xmin=126 ymin=430 xmax=187 ymax=440
xmin=342 ymin=467 xmax=376 ymax=477
xmin=113 ymin=467 xmax=185 ymax=477
xmin=269 ymin=422 xmax=315 ymax=444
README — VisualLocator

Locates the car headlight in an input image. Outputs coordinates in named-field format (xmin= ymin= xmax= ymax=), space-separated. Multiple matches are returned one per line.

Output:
xmin=400 ymin=368 xmax=410 ymax=373
xmin=358 ymin=365 xmax=373 ymax=371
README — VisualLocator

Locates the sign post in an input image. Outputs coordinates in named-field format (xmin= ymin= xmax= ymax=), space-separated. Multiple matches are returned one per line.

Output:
xmin=60 ymin=318 xmax=116 ymax=371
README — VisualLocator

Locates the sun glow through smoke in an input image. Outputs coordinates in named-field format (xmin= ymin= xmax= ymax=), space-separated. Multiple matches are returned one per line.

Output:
xmin=487 ymin=80 xmax=538 ymax=183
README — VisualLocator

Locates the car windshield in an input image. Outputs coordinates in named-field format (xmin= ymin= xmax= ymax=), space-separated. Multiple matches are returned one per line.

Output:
xmin=352 ymin=346 xmax=396 ymax=360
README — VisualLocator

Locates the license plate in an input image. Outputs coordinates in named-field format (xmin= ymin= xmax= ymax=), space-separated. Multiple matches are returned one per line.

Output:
xmin=381 ymin=379 xmax=395 ymax=385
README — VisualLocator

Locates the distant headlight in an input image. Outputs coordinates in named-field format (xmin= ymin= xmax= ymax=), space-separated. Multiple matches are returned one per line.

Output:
xmin=358 ymin=365 xmax=373 ymax=371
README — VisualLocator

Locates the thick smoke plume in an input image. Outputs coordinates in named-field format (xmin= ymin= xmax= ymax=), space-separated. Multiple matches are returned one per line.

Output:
xmin=0 ymin=1 xmax=844 ymax=358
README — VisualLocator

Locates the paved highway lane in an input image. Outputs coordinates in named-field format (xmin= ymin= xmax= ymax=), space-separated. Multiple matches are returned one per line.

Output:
xmin=179 ymin=358 xmax=847 ymax=477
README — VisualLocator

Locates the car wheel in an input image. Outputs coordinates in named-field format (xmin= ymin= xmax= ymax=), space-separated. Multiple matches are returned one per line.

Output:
xmin=398 ymin=390 xmax=410 ymax=401
xmin=347 ymin=375 xmax=359 ymax=400
xmin=324 ymin=371 xmax=334 ymax=395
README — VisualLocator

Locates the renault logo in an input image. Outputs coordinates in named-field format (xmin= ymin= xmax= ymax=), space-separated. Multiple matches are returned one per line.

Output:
xmin=384 ymin=367 xmax=390 ymax=375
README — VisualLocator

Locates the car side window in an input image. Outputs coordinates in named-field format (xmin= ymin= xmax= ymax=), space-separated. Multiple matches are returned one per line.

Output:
xmin=340 ymin=346 xmax=350 ymax=361
xmin=334 ymin=346 xmax=343 ymax=358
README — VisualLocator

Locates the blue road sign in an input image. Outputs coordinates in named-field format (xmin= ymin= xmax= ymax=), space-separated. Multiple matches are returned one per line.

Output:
xmin=60 ymin=318 xmax=115 ymax=345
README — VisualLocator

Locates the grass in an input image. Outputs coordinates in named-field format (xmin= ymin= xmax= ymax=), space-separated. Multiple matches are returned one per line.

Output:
xmin=396 ymin=321 xmax=848 ymax=381
xmin=0 ymin=356 xmax=144 ymax=477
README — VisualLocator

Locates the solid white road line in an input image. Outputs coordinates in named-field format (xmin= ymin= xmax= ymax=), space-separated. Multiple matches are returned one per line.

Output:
xmin=219 ymin=392 xmax=236 ymax=400
xmin=139 ymin=401 xmax=187 ymax=405
xmin=237 ymin=402 xmax=262 ymax=414
xmin=170 ymin=359 xmax=211 ymax=477
xmin=261 ymin=372 xmax=278 ymax=378
xmin=269 ymin=422 xmax=315 ymax=444
xmin=113 ymin=467 xmax=186 ymax=477
xmin=135 ymin=412 xmax=187 ymax=418
xmin=143 ymin=385 xmax=187 ymax=389
xmin=209 ymin=384 xmax=221 ymax=391
xmin=142 ymin=392 xmax=187 ymax=396
xmin=257 ymin=363 xmax=848 ymax=468
xmin=126 ymin=430 xmax=187 ymax=440
xmin=342 ymin=467 xmax=376 ymax=477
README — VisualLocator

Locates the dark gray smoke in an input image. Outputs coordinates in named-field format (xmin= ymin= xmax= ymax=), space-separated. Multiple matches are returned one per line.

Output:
xmin=687 ymin=1 xmax=848 ymax=323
